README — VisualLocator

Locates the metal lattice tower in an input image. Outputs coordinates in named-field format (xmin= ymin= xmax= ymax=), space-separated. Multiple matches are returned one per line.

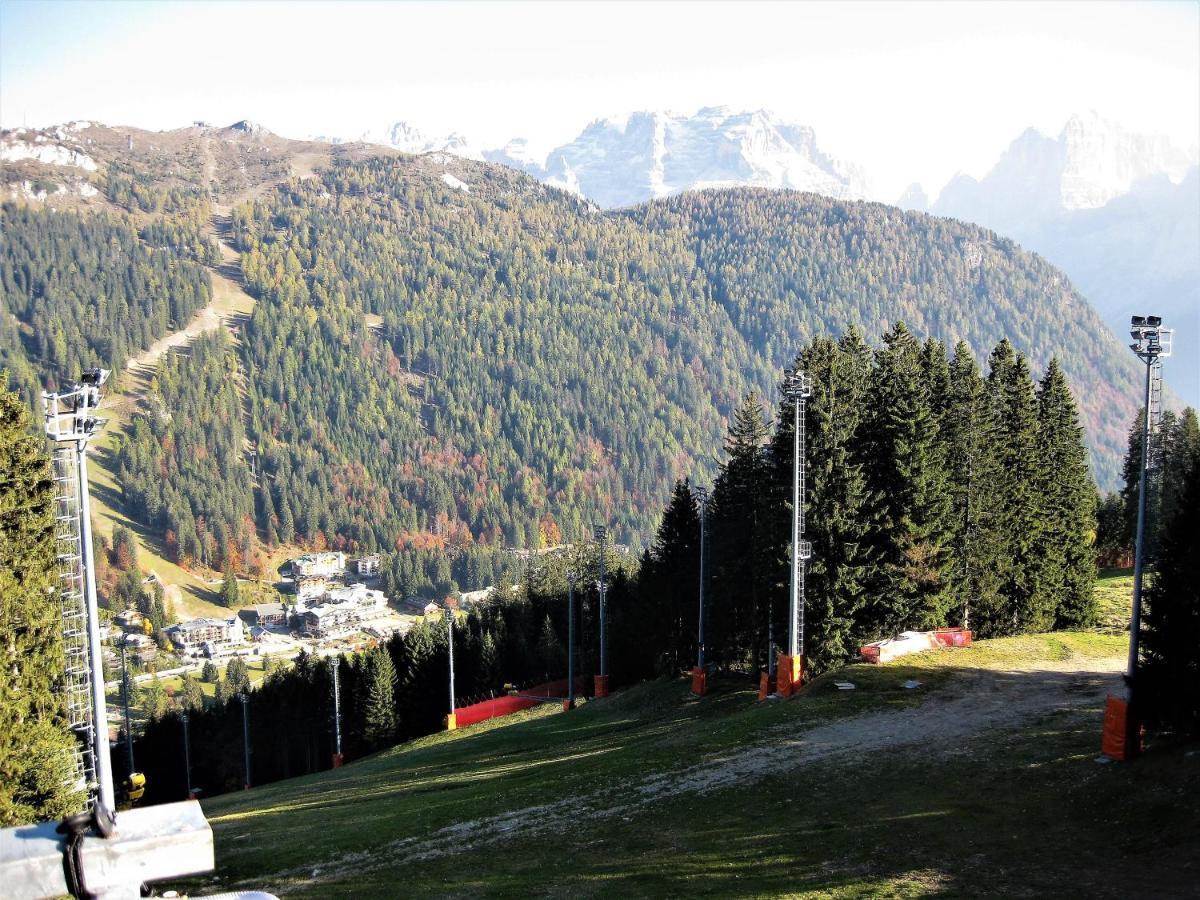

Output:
xmin=43 ymin=368 xmax=116 ymax=822
xmin=51 ymin=446 xmax=95 ymax=799
xmin=1125 ymin=316 xmax=1173 ymax=704
xmin=783 ymin=368 xmax=813 ymax=658
xmin=1148 ymin=356 xmax=1165 ymax=465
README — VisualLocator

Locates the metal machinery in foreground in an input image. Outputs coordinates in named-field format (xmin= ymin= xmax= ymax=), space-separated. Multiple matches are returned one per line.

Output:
xmin=1104 ymin=315 xmax=1173 ymax=762
xmin=777 ymin=367 xmax=813 ymax=698
xmin=0 ymin=369 xmax=239 ymax=898
xmin=593 ymin=524 xmax=610 ymax=698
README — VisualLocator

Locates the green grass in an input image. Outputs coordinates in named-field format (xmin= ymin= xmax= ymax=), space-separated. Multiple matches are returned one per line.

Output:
xmin=172 ymin=630 xmax=1200 ymax=900
xmin=1094 ymin=567 xmax=1135 ymax=633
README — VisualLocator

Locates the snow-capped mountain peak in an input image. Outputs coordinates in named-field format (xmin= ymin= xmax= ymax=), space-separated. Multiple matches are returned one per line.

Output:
xmin=539 ymin=106 xmax=870 ymax=208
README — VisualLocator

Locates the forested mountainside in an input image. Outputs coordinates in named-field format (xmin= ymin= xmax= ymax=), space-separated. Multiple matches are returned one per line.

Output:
xmin=628 ymin=189 xmax=1142 ymax=480
xmin=0 ymin=204 xmax=212 ymax=402
xmin=1 ymin=140 xmax=1140 ymax=576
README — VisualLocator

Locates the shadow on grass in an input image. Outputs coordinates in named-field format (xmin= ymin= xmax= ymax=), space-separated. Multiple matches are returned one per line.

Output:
xmin=195 ymin=662 xmax=1143 ymax=897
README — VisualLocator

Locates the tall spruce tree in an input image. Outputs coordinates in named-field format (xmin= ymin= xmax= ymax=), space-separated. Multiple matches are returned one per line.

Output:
xmin=984 ymin=341 xmax=1041 ymax=635
xmin=944 ymin=342 xmax=1004 ymax=632
xmin=707 ymin=393 xmax=771 ymax=669
xmin=639 ymin=479 xmax=700 ymax=675
xmin=1158 ymin=408 xmax=1200 ymax=546
xmin=1139 ymin=444 xmax=1200 ymax=735
xmin=1033 ymin=359 xmax=1098 ymax=628
xmin=861 ymin=322 xmax=953 ymax=635
xmin=362 ymin=645 xmax=398 ymax=748
xmin=0 ymin=383 xmax=85 ymax=825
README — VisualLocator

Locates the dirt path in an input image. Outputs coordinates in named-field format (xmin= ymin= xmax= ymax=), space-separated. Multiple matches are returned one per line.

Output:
xmin=277 ymin=653 xmax=1125 ymax=888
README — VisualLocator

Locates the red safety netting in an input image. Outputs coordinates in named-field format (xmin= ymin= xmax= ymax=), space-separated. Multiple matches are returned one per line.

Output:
xmin=453 ymin=677 xmax=588 ymax=728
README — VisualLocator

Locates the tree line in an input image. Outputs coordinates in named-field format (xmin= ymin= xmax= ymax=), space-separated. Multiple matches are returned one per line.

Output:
xmin=638 ymin=323 xmax=1097 ymax=675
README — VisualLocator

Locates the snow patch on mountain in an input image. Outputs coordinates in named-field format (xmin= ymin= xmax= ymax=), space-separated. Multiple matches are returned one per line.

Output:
xmin=0 ymin=138 xmax=98 ymax=171
xmin=441 ymin=172 xmax=470 ymax=193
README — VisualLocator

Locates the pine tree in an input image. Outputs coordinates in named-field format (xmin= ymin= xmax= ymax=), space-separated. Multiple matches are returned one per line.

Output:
xmin=861 ymin=322 xmax=953 ymax=635
xmin=226 ymin=656 xmax=251 ymax=695
xmin=943 ymin=342 xmax=1004 ymax=631
xmin=535 ymin=614 xmax=564 ymax=679
xmin=1034 ymin=359 xmax=1097 ymax=628
xmin=1139 ymin=445 xmax=1200 ymax=734
xmin=639 ymin=479 xmax=700 ymax=675
xmin=985 ymin=341 xmax=1041 ymax=635
xmin=1158 ymin=408 xmax=1200 ymax=544
xmin=708 ymin=393 xmax=771 ymax=669
xmin=0 ymin=383 xmax=84 ymax=825
xmin=221 ymin=565 xmax=240 ymax=608
xmin=180 ymin=672 xmax=205 ymax=711
xmin=362 ymin=646 xmax=397 ymax=747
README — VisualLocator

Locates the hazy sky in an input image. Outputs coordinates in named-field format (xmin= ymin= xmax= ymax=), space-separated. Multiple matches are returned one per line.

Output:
xmin=1 ymin=0 xmax=1197 ymax=200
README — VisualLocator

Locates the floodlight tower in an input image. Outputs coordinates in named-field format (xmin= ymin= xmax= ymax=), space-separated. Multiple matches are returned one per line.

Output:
xmin=120 ymin=642 xmax=135 ymax=776
xmin=331 ymin=660 xmax=344 ymax=767
xmin=239 ymin=694 xmax=251 ymax=790
xmin=779 ymin=367 xmax=812 ymax=698
xmin=181 ymin=711 xmax=194 ymax=800
xmin=566 ymin=570 xmax=578 ymax=710
xmin=42 ymin=368 xmax=116 ymax=826
xmin=445 ymin=607 xmax=458 ymax=730
xmin=593 ymin=524 xmax=610 ymax=698
xmin=1105 ymin=315 xmax=1173 ymax=761
xmin=691 ymin=485 xmax=709 ymax=696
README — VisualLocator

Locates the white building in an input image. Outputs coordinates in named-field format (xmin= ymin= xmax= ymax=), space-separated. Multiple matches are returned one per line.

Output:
xmin=297 ymin=583 xmax=388 ymax=638
xmin=355 ymin=554 xmax=381 ymax=576
xmin=168 ymin=616 xmax=244 ymax=656
xmin=289 ymin=551 xmax=346 ymax=579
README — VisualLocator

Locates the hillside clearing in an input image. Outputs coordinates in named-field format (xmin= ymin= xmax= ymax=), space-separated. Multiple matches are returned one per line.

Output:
xmin=188 ymin=632 xmax=1198 ymax=899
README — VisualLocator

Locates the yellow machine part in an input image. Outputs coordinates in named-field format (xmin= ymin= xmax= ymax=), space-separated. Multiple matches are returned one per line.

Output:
xmin=125 ymin=772 xmax=146 ymax=803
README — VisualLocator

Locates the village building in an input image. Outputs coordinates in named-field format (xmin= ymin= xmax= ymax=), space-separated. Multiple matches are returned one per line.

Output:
xmin=239 ymin=602 xmax=287 ymax=628
xmin=167 ymin=616 xmax=244 ymax=656
xmin=458 ymin=587 xmax=493 ymax=609
xmin=113 ymin=608 xmax=145 ymax=632
xmin=355 ymin=554 xmax=381 ymax=576
xmin=289 ymin=551 xmax=346 ymax=579
xmin=296 ymin=583 xmax=388 ymax=638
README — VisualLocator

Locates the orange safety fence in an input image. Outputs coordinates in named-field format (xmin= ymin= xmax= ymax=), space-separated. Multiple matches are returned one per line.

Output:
xmin=454 ymin=677 xmax=588 ymax=728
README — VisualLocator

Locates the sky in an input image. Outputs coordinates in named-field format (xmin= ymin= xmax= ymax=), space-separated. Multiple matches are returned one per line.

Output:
xmin=1 ymin=0 xmax=1197 ymax=201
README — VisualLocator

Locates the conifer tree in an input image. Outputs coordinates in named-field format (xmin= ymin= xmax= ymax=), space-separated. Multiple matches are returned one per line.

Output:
xmin=221 ymin=565 xmax=239 ymax=608
xmin=639 ymin=479 xmax=700 ymax=674
xmin=707 ymin=393 xmax=771 ymax=668
xmin=0 ymin=383 xmax=84 ymax=825
xmin=1158 ymin=408 xmax=1200 ymax=544
xmin=180 ymin=672 xmax=205 ymax=711
xmin=1140 ymin=445 xmax=1200 ymax=735
xmin=943 ymin=342 xmax=1004 ymax=631
xmin=984 ymin=341 xmax=1041 ymax=634
xmin=535 ymin=614 xmax=564 ymax=679
xmin=861 ymin=323 xmax=953 ymax=634
xmin=362 ymin=646 xmax=397 ymax=747
xmin=1034 ymin=359 xmax=1097 ymax=628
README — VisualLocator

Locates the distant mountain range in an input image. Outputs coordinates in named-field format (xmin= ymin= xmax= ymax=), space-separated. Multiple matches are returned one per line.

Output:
xmin=331 ymin=107 xmax=1196 ymax=404
xmin=3 ymin=106 xmax=1195 ymax=405
xmin=911 ymin=112 xmax=1198 ymax=406
xmin=338 ymin=106 xmax=871 ymax=208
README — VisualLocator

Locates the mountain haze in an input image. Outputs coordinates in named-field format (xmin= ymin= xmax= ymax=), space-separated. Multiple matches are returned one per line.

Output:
xmin=919 ymin=113 xmax=1199 ymax=404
